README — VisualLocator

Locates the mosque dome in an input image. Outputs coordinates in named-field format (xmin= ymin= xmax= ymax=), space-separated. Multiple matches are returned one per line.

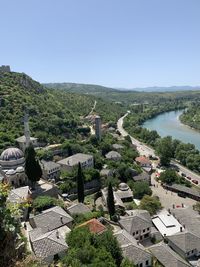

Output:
xmin=0 ymin=147 xmax=24 ymax=161
xmin=6 ymin=169 xmax=16 ymax=175
xmin=16 ymin=166 xmax=24 ymax=173
xmin=119 ymin=183 xmax=129 ymax=191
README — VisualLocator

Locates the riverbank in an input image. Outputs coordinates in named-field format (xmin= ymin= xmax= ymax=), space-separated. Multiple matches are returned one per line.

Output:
xmin=142 ymin=110 xmax=200 ymax=151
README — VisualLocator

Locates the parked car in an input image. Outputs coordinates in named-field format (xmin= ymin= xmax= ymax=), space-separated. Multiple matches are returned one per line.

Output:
xmin=192 ymin=179 xmax=199 ymax=185
xmin=181 ymin=173 xmax=186 ymax=177
xmin=187 ymin=176 xmax=191 ymax=180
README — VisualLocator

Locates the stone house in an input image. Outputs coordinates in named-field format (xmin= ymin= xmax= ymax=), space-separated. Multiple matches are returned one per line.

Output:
xmin=57 ymin=153 xmax=94 ymax=172
xmin=119 ymin=210 xmax=152 ymax=241
xmin=40 ymin=160 xmax=60 ymax=181
xmin=149 ymin=242 xmax=191 ymax=267
xmin=114 ymin=230 xmax=152 ymax=267
xmin=167 ymin=231 xmax=200 ymax=259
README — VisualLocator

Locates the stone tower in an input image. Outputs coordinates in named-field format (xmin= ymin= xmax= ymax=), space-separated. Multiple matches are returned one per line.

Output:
xmin=24 ymin=113 xmax=31 ymax=148
xmin=95 ymin=115 xmax=101 ymax=141
xmin=0 ymin=65 xmax=11 ymax=72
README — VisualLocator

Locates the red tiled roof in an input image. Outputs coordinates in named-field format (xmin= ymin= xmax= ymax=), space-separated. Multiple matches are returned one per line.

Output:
xmin=135 ymin=156 xmax=151 ymax=164
xmin=78 ymin=218 xmax=106 ymax=234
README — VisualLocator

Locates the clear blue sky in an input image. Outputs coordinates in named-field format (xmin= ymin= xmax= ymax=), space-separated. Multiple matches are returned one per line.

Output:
xmin=1 ymin=0 xmax=200 ymax=88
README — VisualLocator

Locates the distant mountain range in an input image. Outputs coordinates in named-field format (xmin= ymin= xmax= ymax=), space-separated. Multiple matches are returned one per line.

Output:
xmin=116 ymin=86 xmax=200 ymax=92
xmin=44 ymin=82 xmax=200 ymax=93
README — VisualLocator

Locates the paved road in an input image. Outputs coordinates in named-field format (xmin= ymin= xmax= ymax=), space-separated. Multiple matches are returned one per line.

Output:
xmin=117 ymin=112 xmax=155 ymax=157
xmin=117 ymin=112 xmax=200 ymax=186
xmin=172 ymin=160 xmax=200 ymax=185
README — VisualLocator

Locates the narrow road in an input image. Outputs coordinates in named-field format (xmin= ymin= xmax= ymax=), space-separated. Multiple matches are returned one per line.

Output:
xmin=117 ymin=112 xmax=200 ymax=185
xmin=117 ymin=112 xmax=155 ymax=157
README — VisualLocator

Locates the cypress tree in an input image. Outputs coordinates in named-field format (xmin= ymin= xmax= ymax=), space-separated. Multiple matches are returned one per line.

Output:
xmin=77 ymin=162 xmax=84 ymax=203
xmin=107 ymin=182 xmax=115 ymax=218
xmin=25 ymin=144 xmax=42 ymax=189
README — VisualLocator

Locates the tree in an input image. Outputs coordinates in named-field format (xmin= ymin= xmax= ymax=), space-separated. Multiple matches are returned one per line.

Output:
xmin=120 ymin=258 xmax=136 ymax=267
xmin=156 ymin=136 xmax=174 ymax=166
xmin=63 ymin=227 xmax=122 ymax=267
xmin=139 ymin=195 xmax=162 ymax=215
xmin=92 ymin=248 xmax=116 ymax=267
xmin=25 ymin=144 xmax=42 ymax=189
xmin=159 ymin=169 xmax=178 ymax=185
xmin=0 ymin=184 xmax=23 ymax=266
xmin=107 ymin=182 xmax=116 ymax=219
xmin=77 ymin=162 xmax=84 ymax=203
xmin=33 ymin=196 xmax=64 ymax=211
xmin=131 ymin=181 xmax=152 ymax=199
xmin=96 ymin=231 xmax=122 ymax=266
xmin=193 ymin=202 xmax=200 ymax=214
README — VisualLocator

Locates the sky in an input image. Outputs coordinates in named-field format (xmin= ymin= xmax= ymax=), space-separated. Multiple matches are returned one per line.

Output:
xmin=1 ymin=0 xmax=200 ymax=88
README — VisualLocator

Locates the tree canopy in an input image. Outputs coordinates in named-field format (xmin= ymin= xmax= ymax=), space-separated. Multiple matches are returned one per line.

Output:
xmin=139 ymin=195 xmax=162 ymax=215
xmin=107 ymin=182 xmax=116 ymax=219
xmin=25 ymin=144 xmax=42 ymax=188
xmin=77 ymin=163 xmax=85 ymax=203
xmin=62 ymin=227 xmax=122 ymax=267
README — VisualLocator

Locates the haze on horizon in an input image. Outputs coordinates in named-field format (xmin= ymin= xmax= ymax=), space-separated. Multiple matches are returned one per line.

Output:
xmin=1 ymin=0 xmax=200 ymax=88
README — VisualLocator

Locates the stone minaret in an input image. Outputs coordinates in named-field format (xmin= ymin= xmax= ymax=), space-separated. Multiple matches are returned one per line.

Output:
xmin=24 ymin=113 xmax=31 ymax=148
xmin=95 ymin=115 xmax=101 ymax=141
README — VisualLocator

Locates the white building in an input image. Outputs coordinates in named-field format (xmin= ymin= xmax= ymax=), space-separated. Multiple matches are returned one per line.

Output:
xmin=0 ymin=147 xmax=27 ymax=187
xmin=152 ymin=210 xmax=184 ymax=237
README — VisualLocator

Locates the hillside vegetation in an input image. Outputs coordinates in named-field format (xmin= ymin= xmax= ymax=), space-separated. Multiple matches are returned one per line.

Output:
xmin=0 ymin=72 xmax=125 ymax=150
xmin=44 ymin=82 xmax=117 ymax=95
xmin=180 ymin=103 xmax=200 ymax=131
xmin=44 ymin=82 xmax=200 ymax=105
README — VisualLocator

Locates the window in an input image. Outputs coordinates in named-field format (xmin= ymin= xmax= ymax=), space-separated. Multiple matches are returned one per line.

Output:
xmin=136 ymin=231 xmax=138 ymax=234
xmin=143 ymin=229 xmax=145 ymax=232
xmin=139 ymin=263 xmax=143 ymax=267
xmin=147 ymin=227 xmax=150 ymax=231
xmin=146 ymin=260 xmax=149 ymax=266
xmin=133 ymin=232 xmax=135 ymax=236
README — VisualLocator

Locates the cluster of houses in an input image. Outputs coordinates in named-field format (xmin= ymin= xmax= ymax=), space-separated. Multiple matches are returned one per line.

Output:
xmin=17 ymin=199 xmax=200 ymax=266
xmin=2 ymin=115 xmax=200 ymax=266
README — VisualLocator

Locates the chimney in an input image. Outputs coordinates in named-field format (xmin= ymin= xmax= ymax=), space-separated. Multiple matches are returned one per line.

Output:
xmin=180 ymin=226 xmax=183 ymax=232
xmin=60 ymin=216 xmax=63 ymax=224
xmin=56 ymin=230 xmax=59 ymax=239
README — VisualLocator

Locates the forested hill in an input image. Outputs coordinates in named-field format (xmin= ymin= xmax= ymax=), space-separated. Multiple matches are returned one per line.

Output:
xmin=44 ymin=82 xmax=200 ymax=105
xmin=0 ymin=72 xmax=125 ymax=150
xmin=180 ymin=103 xmax=200 ymax=131
xmin=44 ymin=82 xmax=118 ymax=95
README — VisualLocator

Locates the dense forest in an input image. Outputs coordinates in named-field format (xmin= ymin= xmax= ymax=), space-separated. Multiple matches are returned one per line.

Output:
xmin=180 ymin=102 xmax=200 ymax=131
xmin=0 ymin=72 xmax=125 ymax=150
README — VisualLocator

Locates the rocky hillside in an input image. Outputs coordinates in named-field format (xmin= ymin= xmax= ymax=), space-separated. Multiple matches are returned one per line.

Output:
xmin=0 ymin=72 xmax=125 ymax=150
